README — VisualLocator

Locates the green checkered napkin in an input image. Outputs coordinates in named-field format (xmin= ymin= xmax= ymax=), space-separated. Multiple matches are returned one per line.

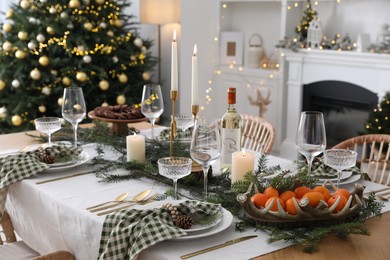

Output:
xmin=0 ymin=144 xmax=81 ymax=219
xmin=98 ymin=200 xmax=221 ymax=260
xmin=297 ymin=158 xmax=362 ymax=178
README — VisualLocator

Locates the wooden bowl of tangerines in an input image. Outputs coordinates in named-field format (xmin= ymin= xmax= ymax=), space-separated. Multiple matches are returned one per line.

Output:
xmin=237 ymin=180 xmax=365 ymax=225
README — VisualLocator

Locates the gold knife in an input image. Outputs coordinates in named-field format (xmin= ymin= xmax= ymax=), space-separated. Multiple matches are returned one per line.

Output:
xmin=36 ymin=171 xmax=93 ymax=185
xmin=180 ymin=235 xmax=258 ymax=259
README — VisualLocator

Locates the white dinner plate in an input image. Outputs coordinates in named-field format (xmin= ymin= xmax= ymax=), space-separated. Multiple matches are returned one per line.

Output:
xmin=44 ymin=150 xmax=92 ymax=172
xmin=317 ymin=171 xmax=353 ymax=183
xmin=319 ymin=173 xmax=361 ymax=187
xmin=182 ymin=210 xmax=223 ymax=234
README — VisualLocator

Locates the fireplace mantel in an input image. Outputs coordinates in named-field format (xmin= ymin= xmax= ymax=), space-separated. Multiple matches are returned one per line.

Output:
xmin=279 ymin=49 xmax=390 ymax=159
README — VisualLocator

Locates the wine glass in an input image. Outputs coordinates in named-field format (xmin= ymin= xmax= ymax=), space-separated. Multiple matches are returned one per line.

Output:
xmin=158 ymin=157 xmax=192 ymax=200
xmin=34 ymin=117 xmax=61 ymax=147
xmin=296 ymin=111 xmax=327 ymax=177
xmin=190 ymin=117 xmax=221 ymax=198
xmin=324 ymin=149 xmax=357 ymax=188
xmin=141 ymin=84 xmax=164 ymax=139
xmin=61 ymin=87 xmax=86 ymax=147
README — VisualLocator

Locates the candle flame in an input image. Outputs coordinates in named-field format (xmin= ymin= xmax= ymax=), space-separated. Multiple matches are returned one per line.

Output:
xmin=173 ymin=30 xmax=176 ymax=41
xmin=193 ymin=44 xmax=197 ymax=56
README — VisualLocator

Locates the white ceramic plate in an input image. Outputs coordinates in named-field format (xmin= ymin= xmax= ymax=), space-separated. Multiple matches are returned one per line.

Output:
xmin=44 ymin=151 xmax=92 ymax=172
xmin=319 ymin=173 xmax=361 ymax=187
xmin=182 ymin=210 xmax=223 ymax=234
xmin=317 ymin=171 xmax=353 ymax=182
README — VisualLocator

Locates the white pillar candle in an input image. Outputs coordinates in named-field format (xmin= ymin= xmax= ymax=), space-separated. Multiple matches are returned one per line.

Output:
xmin=171 ymin=30 xmax=178 ymax=91
xmin=231 ymin=150 xmax=255 ymax=184
xmin=126 ymin=134 xmax=146 ymax=163
xmin=191 ymin=44 xmax=199 ymax=106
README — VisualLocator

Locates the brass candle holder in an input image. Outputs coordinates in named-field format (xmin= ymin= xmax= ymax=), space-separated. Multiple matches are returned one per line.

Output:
xmin=191 ymin=104 xmax=199 ymax=121
xmin=170 ymin=90 xmax=178 ymax=158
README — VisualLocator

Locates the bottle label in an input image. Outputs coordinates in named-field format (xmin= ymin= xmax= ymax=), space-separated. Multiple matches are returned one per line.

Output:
xmin=221 ymin=128 xmax=241 ymax=164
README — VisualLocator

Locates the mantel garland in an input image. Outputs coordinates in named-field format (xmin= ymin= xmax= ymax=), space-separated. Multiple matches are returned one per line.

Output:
xmin=29 ymin=122 xmax=384 ymax=252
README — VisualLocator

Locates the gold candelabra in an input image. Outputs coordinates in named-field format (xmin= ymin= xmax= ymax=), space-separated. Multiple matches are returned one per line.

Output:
xmin=170 ymin=90 xmax=178 ymax=158
xmin=191 ymin=104 xmax=199 ymax=121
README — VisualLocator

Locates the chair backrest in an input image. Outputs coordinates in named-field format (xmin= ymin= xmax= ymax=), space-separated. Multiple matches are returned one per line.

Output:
xmin=332 ymin=134 xmax=390 ymax=186
xmin=240 ymin=114 xmax=275 ymax=153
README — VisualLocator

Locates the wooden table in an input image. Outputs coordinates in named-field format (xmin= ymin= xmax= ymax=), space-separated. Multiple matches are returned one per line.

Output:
xmin=2 ymin=124 xmax=390 ymax=259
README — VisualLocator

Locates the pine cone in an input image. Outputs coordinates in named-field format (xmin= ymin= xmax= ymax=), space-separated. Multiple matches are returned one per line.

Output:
xmin=175 ymin=215 xmax=193 ymax=229
xmin=38 ymin=147 xmax=55 ymax=164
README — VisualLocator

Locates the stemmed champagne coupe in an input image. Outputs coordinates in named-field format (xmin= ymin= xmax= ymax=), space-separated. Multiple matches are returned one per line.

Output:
xmin=141 ymin=84 xmax=164 ymax=139
xmin=61 ymin=87 xmax=86 ymax=147
xmin=296 ymin=111 xmax=327 ymax=177
xmin=190 ymin=117 xmax=221 ymax=198
xmin=34 ymin=117 xmax=61 ymax=147
xmin=175 ymin=115 xmax=194 ymax=132
xmin=324 ymin=149 xmax=357 ymax=188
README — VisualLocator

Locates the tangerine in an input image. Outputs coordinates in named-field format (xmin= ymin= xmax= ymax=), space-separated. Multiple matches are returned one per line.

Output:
xmin=312 ymin=186 xmax=331 ymax=202
xmin=280 ymin=190 xmax=296 ymax=203
xmin=302 ymin=191 xmax=324 ymax=207
xmin=251 ymin=193 xmax=268 ymax=209
xmin=264 ymin=186 xmax=279 ymax=198
xmin=294 ymin=186 xmax=311 ymax=199
xmin=265 ymin=197 xmax=285 ymax=211
xmin=327 ymin=194 xmax=347 ymax=213
xmin=285 ymin=197 xmax=299 ymax=215
xmin=334 ymin=188 xmax=351 ymax=199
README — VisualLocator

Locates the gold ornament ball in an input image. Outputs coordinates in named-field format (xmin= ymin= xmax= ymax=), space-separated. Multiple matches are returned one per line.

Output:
xmin=107 ymin=30 xmax=114 ymax=37
xmin=39 ymin=56 xmax=49 ymax=66
xmin=118 ymin=73 xmax=128 ymax=83
xmin=20 ymin=0 xmax=31 ymax=9
xmin=0 ymin=80 xmax=6 ymax=91
xmin=62 ymin=76 xmax=72 ymax=86
xmin=12 ymin=115 xmax=23 ymax=126
xmin=142 ymin=71 xmax=152 ymax=81
xmin=114 ymin=19 xmax=123 ymax=27
xmin=69 ymin=0 xmax=81 ymax=8
xmin=99 ymin=80 xmax=109 ymax=91
xmin=5 ymin=10 xmax=13 ymax=19
xmin=76 ymin=72 xmax=87 ymax=82
xmin=2 ymin=41 xmax=12 ymax=52
xmin=38 ymin=105 xmax=46 ymax=113
xmin=46 ymin=26 xmax=55 ymax=35
xmin=84 ymin=22 xmax=93 ymax=31
xmin=30 ymin=68 xmax=41 ymax=80
xmin=96 ymin=0 xmax=105 ymax=5
xmin=15 ymin=50 xmax=27 ymax=59
xmin=57 ymin=97 xmax=63 ymax=107
xmin=18 ymin=31 xmax=28 ymax=41
xmin=101 ymin=101 xmax=109 ymax=107
xmin=116 ymin=95 xmax=126 ymax=105
xmin=3 ymin=23 xmax=12 ymax=33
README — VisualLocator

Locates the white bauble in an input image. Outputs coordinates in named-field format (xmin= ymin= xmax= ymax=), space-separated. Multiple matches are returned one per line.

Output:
xmin=0 ymin=80 xmax=6 ymax=90
xmin=20 ymin=0 xmax=31 ymax=9
xmin=41 ymin=86 xmax=51 ymax=95
xmin=141 ymin=46 xmax=147 ymax=54
xmin=77 ymin=45 xmax=85 ymax=52
xmin=96 ymin=0 xmax=105 ymax=5
xmin=69 ymin=0 xmax=81 ymax=8
xmin=50 ymin=70 xmax=58 ymax=76
xmin=133 ymin=38 xmax=143 ymax=48
xmin=5 ymin=10 xmax=13 ymax=19
xmin=101 ymin=102 xmax=109 ymax=107
xmin=2 ymin=41 xmax=13 ymax=52
xmin=67 ymin=23 xmax=74 ymax=29
xmin=15 ymin=50 xmax=27 ymax=59
xmin=60 ymin=12 xmax=68 ymax=19
xmin=40 ymin=0 xmax=47 ymax=2
xmin=83 ymin=55 xmax=92 ymax=63
xmin=30 ymin=68 xmax=41 ymax=80
xmin=18 ymin=31 xmax=28 ymax=41
xmin=99 ymin=22 xmax=107 ymax=29
xmin=3 ymin=23 xmax=12 ymax=33
xmin=76 ymin=72 xmax=87 ymax=82
xmin=0 ymin=106 xmax=7 ymax=119
xmin=116 ymin=95 xmax=126 ymax=105
xmin=112 ymin=56 xmax=118 ymax=63
xmin=62 ymin=77 xmax=71 ymax=86
xmin=46 ymin=26 xmax=55 ymax=35
xmin=84 ymin=22 xmax=93 ymax=31
xmin=118 ymin=73 xmax=128 ymax=83
xmin=99 ymin=80 xmax=109 ymax=91
xmin=28 ymin=17 xmax=36 ymax=24
xmin=49 ymin=6 xmax=57 ymax=14
xmin=130 ymin=55 xmax=136 ymax=61
xmin=11 ymin=115 xmax=23 ymax=126
xmin=36 ymin=34 xmax=46 ymax=43
xmin=28 ymin=41 xmax=37 ymax=49
xmin=39 ymin=56 xmax=49 ymax=66
xmin=107 ymin=30 xmax=114 ymax=37
xmin=142 ymin=71 xmax=152 ymax=81
xmin=12 ymin=79 xmax=20 ymax=88
xmin=38 ymin=104 xmax=46 ymax=113
xmin=57 ymin=97 xmax=63 ymax=107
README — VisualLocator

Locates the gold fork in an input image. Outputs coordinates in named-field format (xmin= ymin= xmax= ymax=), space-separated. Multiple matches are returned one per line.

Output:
xmin=96 ymin=194 xmax=158 ymax=216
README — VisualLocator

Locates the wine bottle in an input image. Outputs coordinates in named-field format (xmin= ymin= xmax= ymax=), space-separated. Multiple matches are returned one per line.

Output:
xmin=220 ymin=88 xmax=242 ymax=169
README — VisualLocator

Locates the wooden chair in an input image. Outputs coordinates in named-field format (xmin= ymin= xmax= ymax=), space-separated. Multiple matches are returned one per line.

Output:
xmin=332 ymin=134 xmax=390 ymax=186
xmin=0 ymin=211 xmax=76 ymax=260
xmin=240 ymin=114 xmax=276 ymax=153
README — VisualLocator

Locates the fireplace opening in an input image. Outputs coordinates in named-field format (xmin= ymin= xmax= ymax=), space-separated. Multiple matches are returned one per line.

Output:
xmin=302 ymin=81 xmax=378 ymax=148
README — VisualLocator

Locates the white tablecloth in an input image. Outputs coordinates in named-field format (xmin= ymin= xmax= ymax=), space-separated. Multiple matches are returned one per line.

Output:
xmin=4 ymin=142 xmax=390 ymax=259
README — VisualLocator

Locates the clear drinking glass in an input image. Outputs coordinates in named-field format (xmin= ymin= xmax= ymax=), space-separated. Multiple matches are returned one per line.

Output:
xmin=141 ymin=84 xmax=164 ymax=139
xmin=61 ymin=87 xmax=86 ymax=147
xmin=190 ymin=117 xmax=221 ymax=198
xmin=296 ymin=111 xmax=327 ymax=176
xmin=34 ymin=117 xmax=61 ymax=147
xmin=175 ymin=114 xmax=194 ymax=132
xmin=158 ymin=157 xmax=192 ymax=200
xmin=324 ymin=149 xmax=357 ymax=188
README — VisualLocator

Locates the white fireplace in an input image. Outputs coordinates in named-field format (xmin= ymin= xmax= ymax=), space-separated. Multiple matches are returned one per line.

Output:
xmin=279 ymin=49 xmax=390 ymax=160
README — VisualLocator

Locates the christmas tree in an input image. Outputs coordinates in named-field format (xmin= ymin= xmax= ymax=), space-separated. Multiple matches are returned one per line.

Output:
xmin=365 ymin=92 xmax=390 ymax=134
xmin=0 ymin=0 xmax=156 ymax=133
xmin=295 ymin=0 xmax=318 ymax=40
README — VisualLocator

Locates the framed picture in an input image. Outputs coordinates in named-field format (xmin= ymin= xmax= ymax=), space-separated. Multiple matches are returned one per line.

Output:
xmin=219 ymin=31 xmax=244 ymax=65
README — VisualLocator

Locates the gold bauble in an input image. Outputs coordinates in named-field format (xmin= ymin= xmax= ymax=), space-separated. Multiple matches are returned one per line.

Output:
xmin=62 ymin=76 xmax=71 ymax=86
xmin=15 ymin=50 xmax=27 ymax=59
xmin=142 ymin=71 xmax=152 ymax=81
xmin=20 ymin=0 xmax=31 ymax=9
xmin=107 ymin=30 xmax=114 ymax=37
xmin=2 ymin=41 xmax=12 ymax=52
xmin=58 ymin=97 xmax=63 ymax=107
xmin=118 ymin=73 xmax=128 ymax=83
xmin=46 ymin=26 xmax=55 ymax=35
xmin=38 ymin=104 xmax=46 ymax=113
xmin=0 ymin=79 xmax=6 ymax=91
xmin=5 ymin=10 xmax=13 ymax=19
xmin=84 ymin=22 xmax=93 ymax=31
xmin=99 ymin=80 xmax=109 ymax=91
xmin=18 ymin=31 xmax=28 ymax=41
xmin=113 ymin=19 xmax=123 ymax=27
xmin=95 ymin=0 xmax=105 ymax=5
xmin=3 ymin=23 xmax=12 ymax=33
xmin=11 ymin=115 xmax=23 ymax=126
xmin=39 ymin=56 xmax=49 ymax=66
xmin=30 ymin=68 xmax=41 ymax=80
xmin=101 ymin=101 xmax=109 ymax=107
xmin=116 ymin=95 xmax=126 ymax=105
xmin=69 ymin=0 xmax=81 ymax=8
xmin=76 ymin=72 xmax=87 ymax=82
